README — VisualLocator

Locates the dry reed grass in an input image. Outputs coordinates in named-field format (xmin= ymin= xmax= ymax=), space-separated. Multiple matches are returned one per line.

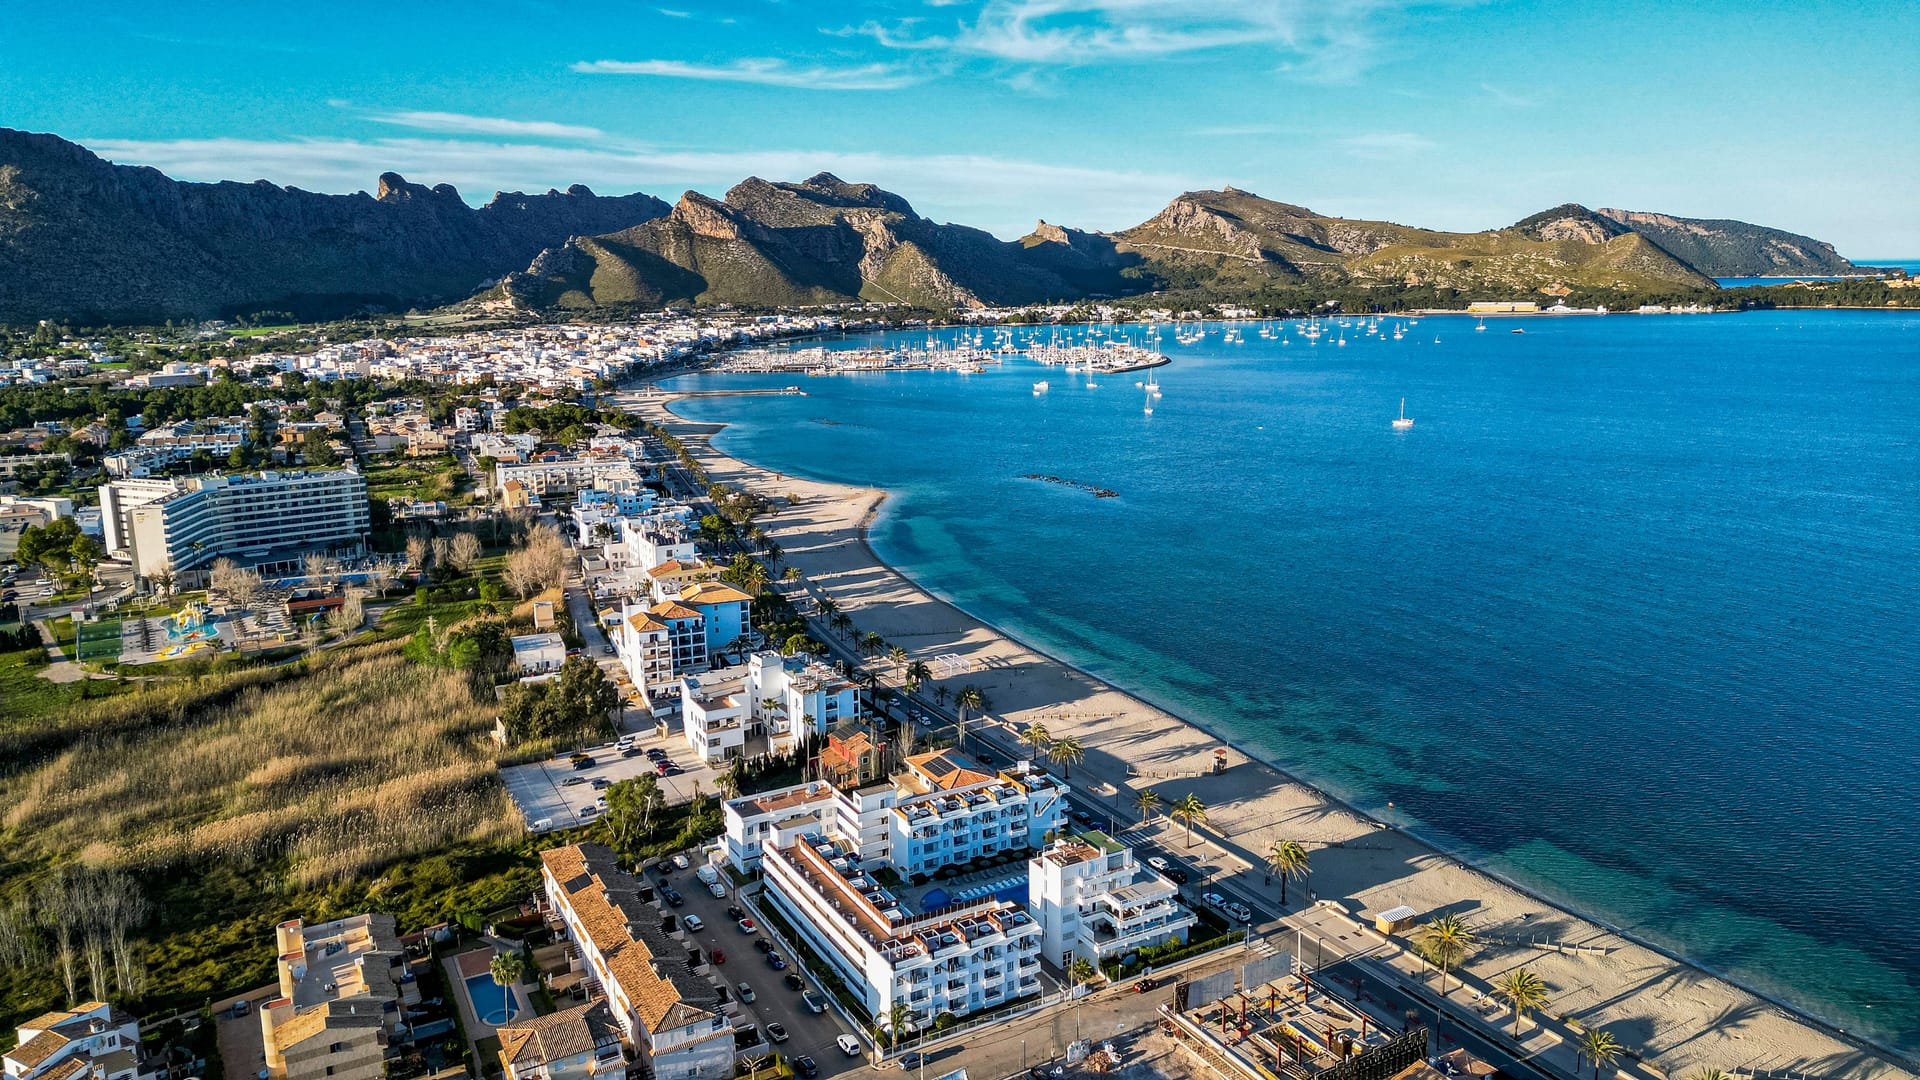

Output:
xmin=2 ymin=642 xmax=517 ymax=889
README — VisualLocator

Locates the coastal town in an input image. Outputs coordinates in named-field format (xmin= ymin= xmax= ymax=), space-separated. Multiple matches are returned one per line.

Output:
xmin=2 ymin=310 xmax=1912 ymax=1080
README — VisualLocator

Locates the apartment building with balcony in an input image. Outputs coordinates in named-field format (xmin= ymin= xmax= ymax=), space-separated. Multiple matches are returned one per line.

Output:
xmin=258 ymin=914 xmax=416 ymax=1080
xmin=887 ymin=751 xmax=1069 ymax=878
xmin=761 ymin=831 xmax=1044 ymax=1027
xmin=1028 ymin=833 xmax=1195 ymax=967
xmin=679 ymin=651 xmax=859 ymax=764
xmin=539 ymin=846 xmax=734 ymax=1080
xmin=721 ymin=747 xmax=1066 ymax=877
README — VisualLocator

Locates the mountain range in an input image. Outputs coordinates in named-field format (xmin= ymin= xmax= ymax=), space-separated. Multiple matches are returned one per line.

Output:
xmin=0 ymin=129 xmax=1866 ymax=323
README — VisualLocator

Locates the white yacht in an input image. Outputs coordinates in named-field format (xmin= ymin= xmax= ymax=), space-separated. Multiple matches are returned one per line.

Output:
xmin=1393 ymin=398 xmax=1414 ymax=430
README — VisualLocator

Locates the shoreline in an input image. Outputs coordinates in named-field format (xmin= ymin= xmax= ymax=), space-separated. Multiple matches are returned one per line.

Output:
xmin=623 ymin=367 xmax=1918 ymax=1079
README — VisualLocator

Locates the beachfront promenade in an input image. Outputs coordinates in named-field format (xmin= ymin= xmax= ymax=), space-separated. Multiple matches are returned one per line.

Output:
xmin=626 ymin=387 xmax=1915 ymax=1080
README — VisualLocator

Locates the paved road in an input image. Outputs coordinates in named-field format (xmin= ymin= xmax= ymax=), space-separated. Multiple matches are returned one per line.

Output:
xmin=662 ymin=872 xmax=863 ymax=1077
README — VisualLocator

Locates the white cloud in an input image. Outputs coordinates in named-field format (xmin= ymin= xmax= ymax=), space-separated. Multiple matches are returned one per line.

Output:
xmin=1190 ymin=124 xmax=1285 ymax=137
xmin=658 ymin=8 xmax=690 ymax=16
xmin=571 ymin=57 xmax=924 ymax=90
xmin=1336 ymin=131 xmax=1434 ymax=158
xmin=370 ymin=111 xmax=603 ymax=140
xmin=81 ymin=135 xmax=1194 ymax=239
xmin=853 ymin=0 xmax=1403 ymax=75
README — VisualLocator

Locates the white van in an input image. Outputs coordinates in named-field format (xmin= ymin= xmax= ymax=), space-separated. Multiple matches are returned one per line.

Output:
xmin=695 ymin=863 xmax=721 ymax=886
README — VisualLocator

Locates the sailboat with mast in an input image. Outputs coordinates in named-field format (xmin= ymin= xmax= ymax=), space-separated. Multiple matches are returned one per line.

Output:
xmin=1393 ymin=399 xmax=1414 ymax=430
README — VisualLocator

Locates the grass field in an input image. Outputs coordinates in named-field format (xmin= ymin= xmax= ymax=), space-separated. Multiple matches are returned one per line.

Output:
xmin=362 ymin=454 xmax=475 ymax=506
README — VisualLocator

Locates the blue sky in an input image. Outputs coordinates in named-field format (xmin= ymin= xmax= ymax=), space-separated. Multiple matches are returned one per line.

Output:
xmin=6 ymin=0 xmax=1918 ymax=256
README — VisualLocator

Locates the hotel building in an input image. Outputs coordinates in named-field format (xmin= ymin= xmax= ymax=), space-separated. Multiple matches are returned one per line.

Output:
xmin=761 ymin=831 xmax=1044 ymax=1026
xmin=106 ymin=469 xmax=370 ymax=583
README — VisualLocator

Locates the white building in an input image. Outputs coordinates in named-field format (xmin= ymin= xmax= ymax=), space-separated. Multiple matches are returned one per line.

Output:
xmin=97 ymin=478 xmax=179 ymax=559
xmin=1028 ymin=834 xmax=1195 ymax=967
xmin=679 ymin=651 xmax=858 ymax=764
xmin=3 ymin=1002 xmax=142 ymax=1080
xmin=539 ymin=845 xmax=735 ymax=1080
xmin=112 ymin=469 xmax=370 ymax=583
xmin=511 ymin=632 xmax=568 ymax=676
xmin=886 ymin=751 xmax=1070 ymax=879
xmin=495 ymin=458 xmax=647 ymax=501
xmin=761 ymin=830 xmax=1044 ymax=1027
xmin=721 ymin=747 xmax=1068 ymax=878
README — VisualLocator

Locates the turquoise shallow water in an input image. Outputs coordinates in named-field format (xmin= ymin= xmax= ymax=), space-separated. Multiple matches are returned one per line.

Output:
xmin=666 ymin=310 xmax=1920 ymax=1051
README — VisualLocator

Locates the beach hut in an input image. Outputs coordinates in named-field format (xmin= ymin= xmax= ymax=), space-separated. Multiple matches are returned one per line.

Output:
xmin=1372 ymin=905 xmax=1418 ymax=935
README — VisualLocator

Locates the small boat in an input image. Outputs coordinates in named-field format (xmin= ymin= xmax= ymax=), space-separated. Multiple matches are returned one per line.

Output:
xmin=1510 ymin=328 xmax=1526 ymax=334
xmin=1033 ymin=381 xmax=1049 ymax=395
xmin=1475 ymin=318 xmax=1488 ymax=332
xmin=1393 ymin=398 xmax=1414 ymax=430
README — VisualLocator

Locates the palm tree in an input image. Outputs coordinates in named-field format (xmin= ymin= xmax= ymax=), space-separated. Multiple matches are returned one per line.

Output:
xmin=1417 ymin=913 xmax=1477 ymax=994
xmin=885 ymin=1001 xmax=914 ymax=1048
xmin=816 ymin=595 xmax=839 ymax=618
xmin=782 ymin=566 xmax=803 ymax=583
xmin=904 ymin=660 xmax=931 ymax=693
xmin=1047 ymin=736 xmax=1085 ymax=779
xmin=954 ymin=685 xmax=986 ymax=754
xmin=1576 ymin=1028 xmax=1622 ymax=1080
xmin=933 ymin=685 xmax=951 ymax=707
xmin=1022 ymin=722 xmax=1053 ymax=758
xmin=489 ymin=951 xmax=525 ymax=991
xmin=1266 ymin=839 xmax=1311 ymax=906
xmin=1067 ymin=956 xmax=1098 ymax=987
xmin=1168 ymin=793 xmax=1208 ymax=848
xmin=887 ymin=644 xmax=908 ymax=668
xmin=1494 ymin=968 xmax=1549 ymax=1035
xmin=831 ymin=612 xmax=854 ymax=639
xmin=1133 ymin=789 xmax=1161 ymax=823
xmin=860 ymin=631 xmax=884 ymax=657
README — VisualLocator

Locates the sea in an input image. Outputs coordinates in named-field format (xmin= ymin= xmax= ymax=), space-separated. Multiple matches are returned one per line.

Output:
xmin=662 ymin=309 xmax=1920 ymax=1054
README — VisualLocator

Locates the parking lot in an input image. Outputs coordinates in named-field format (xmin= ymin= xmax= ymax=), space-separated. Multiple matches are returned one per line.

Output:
xmin=501 ymin=725 xmax=727 ymax=831
xmin=657 ymin=870 xmax=864 ymax=1078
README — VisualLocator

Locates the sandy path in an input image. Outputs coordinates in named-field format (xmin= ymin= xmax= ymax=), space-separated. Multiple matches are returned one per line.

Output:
xmin=628 ymin=388 xmax=1914 ymax=1080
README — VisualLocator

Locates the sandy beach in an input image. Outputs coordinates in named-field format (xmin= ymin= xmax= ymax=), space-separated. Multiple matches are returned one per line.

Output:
xmin=626 ymin=383 xmax=1915 ymax=1080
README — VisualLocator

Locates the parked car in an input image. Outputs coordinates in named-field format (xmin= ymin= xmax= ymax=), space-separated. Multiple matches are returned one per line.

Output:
xmin=707 ymin=882 xmax=727 ymax=898
xmin=736 ymin=982 xmax=756 ymax=1003
xmin=663 ymin=889 xmax=685 ymax=907
xmin=683 ymin=914 xmax=704 ymax=932
xmin=753 ymin=940 xmax=774 ymax=954
xmin=600 ymin=644 xmax=616 ymax=656
xmin=1145 ymin=856 xmax=1169 ymax=871
xmin=672 ymin=853 xmax=691 ymax=869
xmin=793 ymin=1055 xmax=819 ymax=1079
xmin=899 ymin=1053 xmax=925 ymax=1071
xmin=591 ymin=777 xmax=611 ymax=789
xmin=766 ymin=952 xmax=787 ymax=971
xmin=766 ymin=1022 xmax=789 ymax=1044
xmin=709 ymin=949 xmax=726 ymax=965
xmin=562 ymin=776 xmax=586 ymax=786
xmin=738 ymin=918 xmax=757 ymax=933
xmin=578 ymin=806 xmax=598 ymax=818
xmin=1201 ymin=892 xmax=1227 ymax=909
xmin=654 ymin=762 xmax=670 ymax=776
xmin=572 ymin=755 xmax=595 ymax=770
xmin=836 ymin=1034 xmax=862 ymax=1057
xmin=782 ymin=973 xmax=805 ymax=992
xmin=1165 ymin=867 xmax=1191 ymax=884
xmin=1132 ymin=977 xmax=1161 ymax=993
xmin=1224 ymin=902 xmax=1254 ymax=923
xmin=231 ymin=999 xmax=251 ymax=1018
xmin=726 ymin=905 xmax=747 ymax=921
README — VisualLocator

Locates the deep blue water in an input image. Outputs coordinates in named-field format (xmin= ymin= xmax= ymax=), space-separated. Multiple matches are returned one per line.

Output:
xmin=665 ymin=311 xmax=1920 ymax=1051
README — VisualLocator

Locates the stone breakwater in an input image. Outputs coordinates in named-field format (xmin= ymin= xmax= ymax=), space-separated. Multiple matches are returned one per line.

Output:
xmin=1021 ymin=473 xmax=1119 ymax=498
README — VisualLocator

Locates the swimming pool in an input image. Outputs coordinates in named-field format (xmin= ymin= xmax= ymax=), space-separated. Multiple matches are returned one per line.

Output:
xmin=463 ymin=972 xmax=519 ymax=1026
